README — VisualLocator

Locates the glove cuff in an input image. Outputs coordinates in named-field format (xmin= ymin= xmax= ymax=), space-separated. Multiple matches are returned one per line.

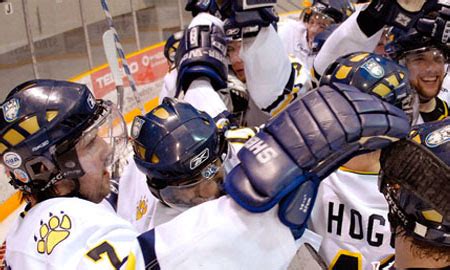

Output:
xmin=357 ymin=8 xmax=386 ymax=37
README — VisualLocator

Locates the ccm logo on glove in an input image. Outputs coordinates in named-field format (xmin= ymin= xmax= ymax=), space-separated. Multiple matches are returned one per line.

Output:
xmin=244 ymin=136 xmax=278 ymax=163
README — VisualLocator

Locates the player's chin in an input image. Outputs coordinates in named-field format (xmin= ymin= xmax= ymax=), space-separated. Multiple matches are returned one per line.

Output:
xmin=236 ymin=70 xmax=246 ymax=82
xmin=418 ymin=84 xmax=440 ymax=99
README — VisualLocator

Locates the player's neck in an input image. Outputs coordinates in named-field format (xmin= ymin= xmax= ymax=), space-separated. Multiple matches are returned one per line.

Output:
xmin=395 ymin=236 xmax=450 ymax=269
xmin=419 ymin=97 xmax=436 ymax=113
xmin=342 ymin=151 xmax=381 ymax=174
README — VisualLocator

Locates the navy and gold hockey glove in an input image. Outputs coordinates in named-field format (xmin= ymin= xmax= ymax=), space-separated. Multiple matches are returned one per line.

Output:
xmin=224 ymin=83 xmax=410 ymax=238
xmin=217 ymin=0 xmax=278 ymax=39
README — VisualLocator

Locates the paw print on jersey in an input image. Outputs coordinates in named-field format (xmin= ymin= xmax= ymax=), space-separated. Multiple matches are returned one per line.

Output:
xmin=35 ymin=212 xmax=72 ymax=254
xmin=135 ymin=197 xmax=148 ymax=221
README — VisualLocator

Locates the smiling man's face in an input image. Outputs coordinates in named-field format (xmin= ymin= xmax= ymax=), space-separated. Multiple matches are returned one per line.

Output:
xmin=404 ymin=48 xmax=446 ymax=102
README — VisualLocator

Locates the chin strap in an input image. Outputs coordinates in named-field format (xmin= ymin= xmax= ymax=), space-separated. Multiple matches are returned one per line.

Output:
xmin=64 ymin=178 xmax=87 ymax=200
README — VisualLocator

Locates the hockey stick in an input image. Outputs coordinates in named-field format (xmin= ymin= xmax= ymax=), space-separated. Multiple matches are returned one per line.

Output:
xmin=0 ymin=240 xmax=6 ymax=270
xmin=103 ymin=29 xmax=125 ymax=112
xmin=100 ymin=0 xmax=145 ymax=114
xmin=102 ymin=30 xmax=123 ymax=212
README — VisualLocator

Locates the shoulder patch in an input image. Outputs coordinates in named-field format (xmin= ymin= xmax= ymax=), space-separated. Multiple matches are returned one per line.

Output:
xmin=425 ymin=125 xmax=450 ymax=148
xmin=35 ymin=211 xmax=72 ymax=255
xmin=136 ymin=196 xmax=149 ymax=221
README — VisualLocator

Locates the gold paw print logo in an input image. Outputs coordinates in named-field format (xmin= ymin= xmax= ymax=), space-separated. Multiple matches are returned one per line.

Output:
xmin=135 ymin=197 xmax=148 ymax=221
xmin=35 ymin=212 xmax=71 ymax=254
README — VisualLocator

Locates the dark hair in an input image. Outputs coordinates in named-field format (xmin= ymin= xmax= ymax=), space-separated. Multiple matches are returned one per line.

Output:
xmin=395 ymin=227 xmax=450 ymax=261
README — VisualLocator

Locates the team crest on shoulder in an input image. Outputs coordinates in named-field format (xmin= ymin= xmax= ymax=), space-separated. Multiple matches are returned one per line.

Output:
xmin=35 ymin=211 xmax=72 ymax=255
xmin=362 ymin=58 xmax=385 ymax=79
xmin=425 ymin=125 xmax=450 ymax=148
xmin=2 ymin=98 xmax=20 ymax=122
xmin=136 ymin=196 xmax=149 ymax=221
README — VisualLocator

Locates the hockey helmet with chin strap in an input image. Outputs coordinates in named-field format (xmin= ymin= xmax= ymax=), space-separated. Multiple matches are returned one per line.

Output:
xmin=320 ymin=52 xmax=419 ymax=124
xmin=0 ymin=79 xmax=127 ymax=197
xmin=379 ymin=118 xmax=450 ymax=247
xmin=163 ymin=30 xmax=184 ymax=68
xmin=301 ymin=1 xmax=344 ymax=24
xmin=185 ymin=0 xmax=219 ymax=17
xmin=311 ymin=23 xmax=338 ymax=54
xmin=132 ymin=97 xmax=227 ymax=209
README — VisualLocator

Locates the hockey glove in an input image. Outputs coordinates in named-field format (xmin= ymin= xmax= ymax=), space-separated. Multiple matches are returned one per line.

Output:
xmin=175 ymin=24 xmax=228 ymax=96
xmin=416 ymin=1 xmax=450 ymax=47
xmin=224 ymin=83 xmax=410 ymax=237
xmin=217 ymin=0 xmax=278 ymax=39
xmin=185 ymin=0 xmax=219 ymax=17
xmin=358 ymin=0 xmax=434 ymax=36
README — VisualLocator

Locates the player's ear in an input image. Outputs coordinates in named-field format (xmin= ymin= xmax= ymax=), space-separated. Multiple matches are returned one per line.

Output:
xmin=53 ymin=179 xmax=77 ymax=196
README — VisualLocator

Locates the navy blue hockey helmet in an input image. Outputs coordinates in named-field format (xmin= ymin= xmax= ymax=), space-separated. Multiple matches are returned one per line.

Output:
xmin=132 ymin=98 xmax=226 ymax=208
xmin=380 ymin=118 xmax=450 ymax=247
xmin=185 ymin=0 xmax=219 ymax=17
xmin=163 ymin=30 xmax=184 ymax=67
xmin=301 ymin=1 xmax=344 ymax=24
xmin=0 ymin=80 xmax=127 ymax=194
xmin=385 ymin=28 xmax=447 ymax=61
xmin=320 ymin=52 xmax=418 ymax=123
xmin=311 ymin=24 xmax=338 ymax=54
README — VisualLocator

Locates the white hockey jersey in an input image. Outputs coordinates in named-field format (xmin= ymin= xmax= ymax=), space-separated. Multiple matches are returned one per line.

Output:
xmin=309 ymin=168 xmax=395 ymax=270
xmin=241 ymin=25 xmax=312 ymax=116
xmin=440 ymin=74 xmax=450 ymax=104
xmin=152 ymin=196 xmax=297 ymax=269
xmin=5 ymin=198 xmax=145 ymax=269
xmin=116 ymin=156 xmax=156 ymax=234
xmin=5 ymin=196 xmax=297 ymax=269
xmin=278 ymin=18 xmax=315 ymax=72
xmin=159 ymin=69 xmax=177 ymax=104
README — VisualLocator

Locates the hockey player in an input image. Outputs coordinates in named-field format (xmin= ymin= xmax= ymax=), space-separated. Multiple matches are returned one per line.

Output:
xmin=379 ymin=118 xmax=450 ymax=269
xmin=159 ymin=31 xmax=183 ymax=103
xmin=167 ymin=10 xmax=229 ymax=117
xmin=307 ymin=51 xmax=418 ymax=270
xmin=385 ymin=29 xmax=449 ymax=122
xmin=313 ymin=0 xmax=448 ymax=123
xmin=129 ymin=97 xmax=256 ymax=228
xmin=116 ymin=0 xmax=302 ymax=233
xmin=278 ymin=1 xmax=344 ymax=71
xmin=1 ymin=80 xmax=139 ymax=269
xmin=129 ymin=97 xmax=324 ymax=251
xmin=174 ymin=0 xmax=315 ymax=119
xmin=225 ymin=38 xmax=269 ymax=126
xmin=158 ymin=2 xmax=252 ymax=122
xmin=2 ymin=76 xmax=409 ymax=269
